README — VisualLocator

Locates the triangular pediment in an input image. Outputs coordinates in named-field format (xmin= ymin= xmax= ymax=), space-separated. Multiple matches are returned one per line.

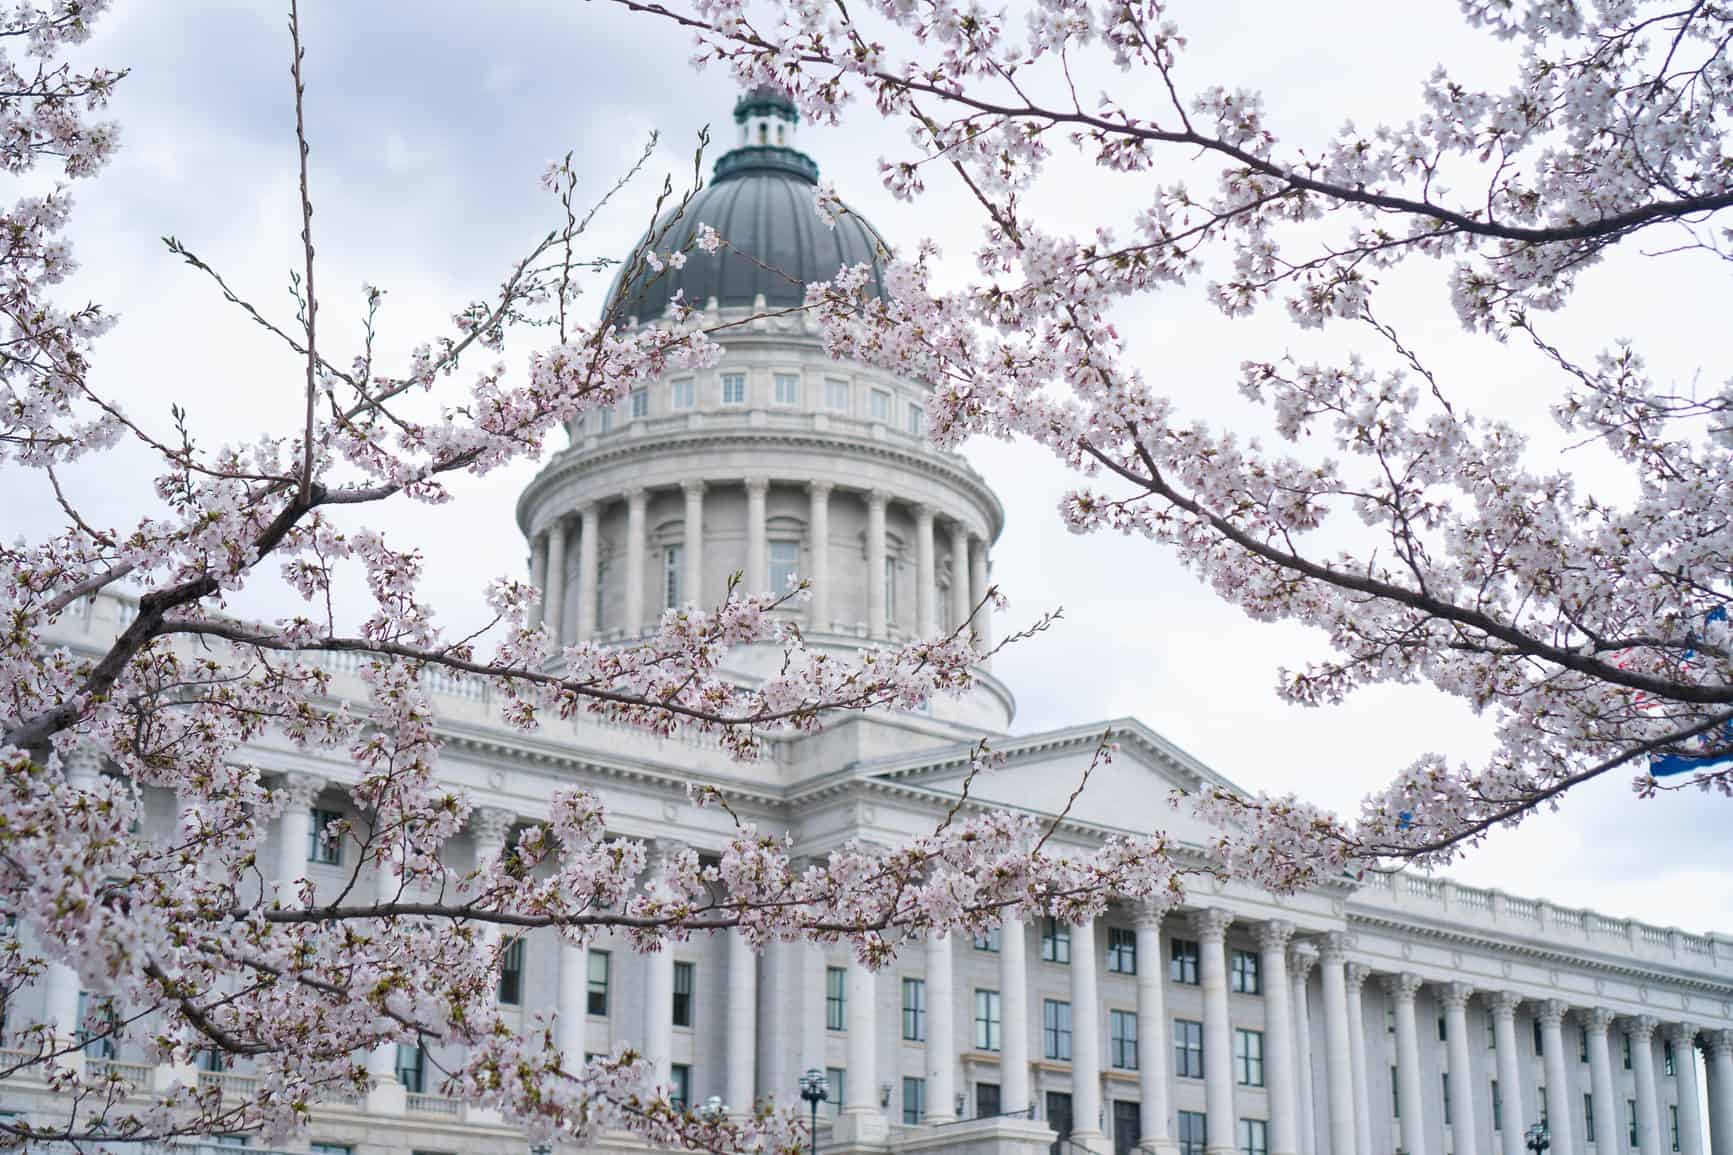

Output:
xmin=869 ymin=718 xmax=1240 ymax=848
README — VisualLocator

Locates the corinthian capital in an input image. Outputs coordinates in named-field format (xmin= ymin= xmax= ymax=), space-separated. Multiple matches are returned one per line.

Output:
xmin=1188 ymin=908 xmax=1234 ymax=944
xmin=1382 ymin=971 xmax=1424 ymax=1004
xmin=1256 ymin=920 xmax=1295 ymax=953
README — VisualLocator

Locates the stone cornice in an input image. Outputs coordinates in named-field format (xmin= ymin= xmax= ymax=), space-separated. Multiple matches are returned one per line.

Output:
xmin=1346 ymin=909 xmax=1733 ymax=1002
xmin=517 ymin=424 xmax=1004 ymax=541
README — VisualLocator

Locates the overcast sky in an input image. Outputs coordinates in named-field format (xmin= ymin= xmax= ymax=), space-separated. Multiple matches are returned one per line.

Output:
xmin=25 ymin=2 xmax=1730 ymax=935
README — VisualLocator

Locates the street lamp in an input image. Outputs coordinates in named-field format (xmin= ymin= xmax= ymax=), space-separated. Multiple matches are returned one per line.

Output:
xmin=697 ymin=1095 xmax=729 ymax=1123
xmin=798 ymin=1067 xmax=830 ymax=1155
xmin=1524 ymin=1123 xmax=1550 ymax=1153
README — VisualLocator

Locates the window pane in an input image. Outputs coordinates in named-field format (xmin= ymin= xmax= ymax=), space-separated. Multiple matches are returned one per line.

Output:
xmin=721 ymin=373 xmax=746 ymax=405
xmin=769 ymin=539 xmax=800 ymax=594
xmin=827 ymin=967 xmax=847 ymax=1031
xmin=1106 ymin=927 xmax=1137 ymax=975
xmin=587 ymin=950 xmax=611 ymax=1016
xmin=630 ymin=388 xmax=648 ymax=418
xmin=497 ymin=938 xmax=524 ymax=1006
xmin=825 ymin=378 xmax=849 ymax=411
xmin=663 ymin=544 xmax=683 ymax=609
xmin=672 ymin=961 xmax=693 ymax=1027
xmin=906 ymin=401 xmax=925 ymax=436
xmin=308 ymin=807 xmax=343 ymax=866
xmin=871 ymin=389 xmax=892 ymax=421
xmin=903 ymin=978 xmax=926 ymax=1042
xmin=774 ymin=373 xmax=800 ymax=405
xmin=671 ymin=379 xmax=694 ymax=409
xmin=975 ymin=989 xmax=1002 ymax=1052
xmin=903 ymin=1076 xmax=925 ymax=1125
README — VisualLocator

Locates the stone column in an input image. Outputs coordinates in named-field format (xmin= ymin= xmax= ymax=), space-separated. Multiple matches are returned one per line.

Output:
xmin=1001 ymin=918 xmax=1032 ymax=1114
xmin=745 ymin=477 xmax=769 ymax=593
xmin=544 ymin=516 xmax=568 ymax=645
xmin=624 ymin=487 xmax=648 ymax=633
xmin=843 ymin=958 xmax=877 ymax=1115
xmin=915 ymin=503 xmax=937 ymax=636
xmin=1344 ymin=964 xmax=1375 ymax=1155
xmin=1442 ymin=983 xmax=1479 ymax=1155
xmin=867 ymin=491 xmax=888 ymax=638
xmin=367 ymin=855 xmax=408 ymax=1114
xmin=1671 ymin=1023 xmax=1705 ymax=1155
xmin=807 ymin=482 xmax=832 ymax=629
xmin=1193 ymin=909 xmax=1237 ymax=1155
xmin=1491 ymin=993 xmax=1528 ymax=1155
xmin=528 ymin=531 xmax=548 ymax=630
xmin=642 ymin=843 xmax=679 ymax=1089
xmin=726 ymin=930 xmax=757 ymax=1113
xmin=949 ymin=523 xmax=971 ymax=636
xmin=1706 ymin=1030 xmax=1733 ymax=1155
xmin=1630 ymin=1016 xmax=1664 ymax=1155
xmin=969 ymin=536 xmax=992 ymax=656
xmin=1320 ymin=937 xmax=1360 ymax=1155
xmin=558 ymin=936 xmax=589 ymax=1066
xmin=682 ymin=480 xmax=705 ymax=606
xmin=925 ymin=932 xmax=956 ymax=1122
xmin=1258 ymin=921 xmax=1299 ymax=1155
xmin=1137 ymin=905 xmax=1176 ymax=1154
xmin=1538 ymin=1000 xmax=1575 ymax=1154
xmin=1584 ymin=1009 xmax=1620 ymax=1155
xmin=576 ymin=502 xmax=600 ymax=641
xmin=1385 ymin=972 xmax=1426 ymax=1155
xmin=275 ymin=771 xmax=325 ymax=900
xmin=1071 ymin=917 xmax=1106 ymax=1151
xmin=1290 ymin=946 xmax=1319 ymax=1155
xmin=470 ymin=807 xmax=514 ymax=959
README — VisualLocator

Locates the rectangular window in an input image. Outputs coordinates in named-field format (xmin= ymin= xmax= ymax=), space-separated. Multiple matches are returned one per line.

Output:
xmin=1043 ymin=999 xmax=1073 ymax=1061
xmin=825 ymin=378 xmax=850 ymax=412
xmin=594 ymin=557 xmax=609 ymax=631
xmin=827 ymin=967 xmax=847 ymax=1031
xmin=76 ymin=991 xmax=116 ymax=1059
xmin=1580 ymin=1024 xmax=1590 ymax=1063
xmin=671 ymin=1063 xmax=690 ymax=1109
xmin=721 ymin=372 xmax=746 ymax=405
xmin=1665 ymin=1040 xmax=1676 ymax=1077
xmin=672 ymin=961 xmax=694 ymax=1027
xmin=1170 ymin=939 xmax=1200 ymax=985
xmin=1234 ymin=1028 xmax=1264 ymax=1087
xmin=663 ymin=544 xmax=683 ymax=609
xmin=884 ymin=555 xmax=897 ymax=625
xmin=1041 ymin=919 xmax=1072 ymax=965
xmin=1442 ymin=1071 xmax=1452 ymax=1125
xmin=975 ymin=989 xmax=1002 ymax=1052
xmin=629 ymin=387 xmax=649 ymax=419
xmin=902 ymin=977 xmax=926 ymax=1042
xmin=1584 ymin=1092 xmax=1595 ymax=1143
xmin=1624 ymin=1033 xmax=1633 ymax=1070
xmin=1237 ymin=1118 xmax=1268 ymax=1155
xmin=1230 ymin=949 xmax=1261 ymax=995
xmin=308 ymin=807 xmax=343 ymax=865
xmin=1387 ymin=1006 xmax=1396 ymax=1034
xmin=1671 ymin=1104 xmax=1681 ymax=1152
xmin=600 ymin=406 xmax=613 ymax=432
xmin=310 ymin=1146 xmax=352 ymax=1155
xmin=871 ymin=388 xmax=892 ymax=422
xmin=1106 ymin=927 xmax=1137 ymax=974
xmin=1113 ymin=1100 xmax=1141 ymax=1155
xmin=906 ymin=401 xmax=925 ymax=436
xmin=828 ymin=1067 xmax=846 ymax=1117
xmin=1110 ymin=1009 xmax=1138 ymax=1070
xmin=1534 ymin=1018 xmax=1545 ymax=1055
xmin=769 ymin=540 xmax=800 ymax=594
xmin=1174 ymin=1019 xmax=1204 ymax=1079
xmin=903 ymin=1076 xmax=926 ymax=1125
xmin=1489 ymin=1015 xmax=1498 ymax=1049
xmin=1630 ymin=1100 xmax=1639 ymax=1147
xmin=1438 ymin=1013 xmax=1448 ymax=1042
xmin=774 ymin=373 xmax=799 ymax=405
xmin=973 ymin=927 xmax=1001 ymax=953
xmin=1047 ymin=1091 xmax=1074 ymax=1148
xmin=976 ymin=1081 xmax=1000 ymax=1119
xmin=395 ymin=1043 xmax=425 ymax=1094
xmin=1538 ymin=1085 xmax=1548 ymax=1126
xmin=497 ymin=937 xmax=524 ymax=1006
xmin=587 ymin=949 xmax=611 ymax=1016
xmin=670 ymin=378 xmax=695 ymax=410
xmin=1177 ymin=1110 xmax=1207 ymax=1155
xmin=1391 ymin=1066 xmax=1401 ymax=1118
xmin=1492 ymin=1080 xmax=1502 ymax=1131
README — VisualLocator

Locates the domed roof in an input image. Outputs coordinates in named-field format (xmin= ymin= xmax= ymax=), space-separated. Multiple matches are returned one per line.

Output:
xmin=612 ymin=88 xmax=890 ymax=322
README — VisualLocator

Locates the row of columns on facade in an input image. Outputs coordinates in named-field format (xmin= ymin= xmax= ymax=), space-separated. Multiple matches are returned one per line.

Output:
xmin=527 ymin=480 xmax=993 ymax=648
xmin=39 ymin=767 xmax=1733 ymax=1155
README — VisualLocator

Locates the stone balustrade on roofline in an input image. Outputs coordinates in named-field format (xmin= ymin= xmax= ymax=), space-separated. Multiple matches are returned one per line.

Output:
xmin=1353 ymin=867 xmax=1733 ymax=976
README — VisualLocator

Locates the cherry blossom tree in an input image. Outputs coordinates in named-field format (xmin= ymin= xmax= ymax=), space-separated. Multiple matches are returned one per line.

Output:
xmin=615 ymin=0 xmax=1733 ymax=884
xmin=0 ymin=3 xmax=1156 ymax=1149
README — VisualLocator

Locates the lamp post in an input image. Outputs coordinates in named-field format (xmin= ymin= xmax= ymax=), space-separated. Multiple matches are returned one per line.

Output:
xmin=799 ymin=1068 xmax=830 ymax=1155
xmin=1524 ymin=1123 xmax=1550 ymax=1153
xmin=697 ymin=1095 xmax=729 ymax=1124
